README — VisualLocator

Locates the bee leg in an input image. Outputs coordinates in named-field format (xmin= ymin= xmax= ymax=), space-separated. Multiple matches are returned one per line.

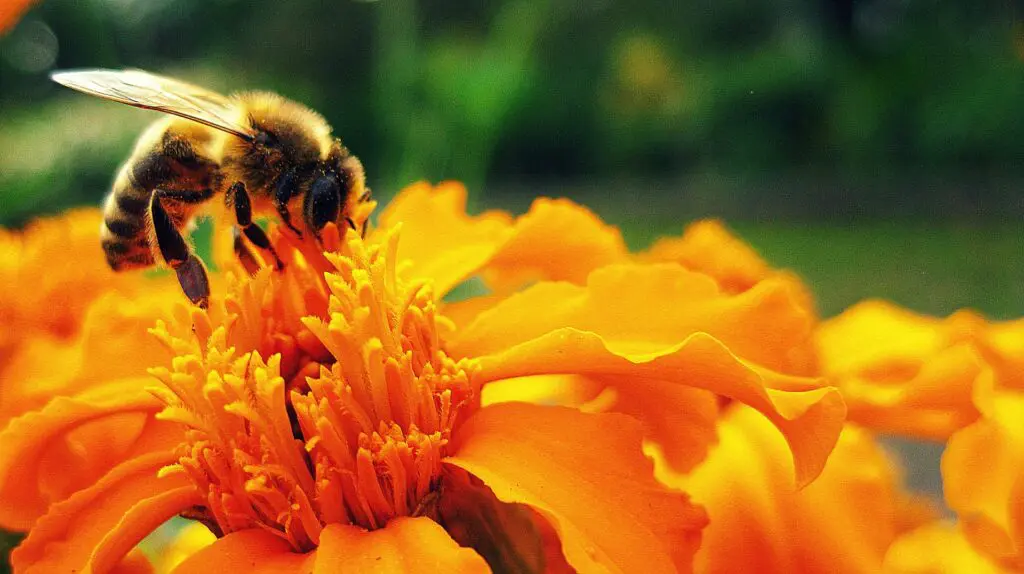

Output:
xmin=230 ymin=181 xmax=284 ymax=270
xmin=232 ymin=226 xmax=262 ymax=276
xmin=273 ymin=167 xmax=303 ymax=237
xmin=151 ymin=192 xmax=210 ymax=308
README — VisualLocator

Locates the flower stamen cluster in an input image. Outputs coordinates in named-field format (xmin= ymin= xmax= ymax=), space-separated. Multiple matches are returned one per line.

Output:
xmin=150 ymin=228 xmax=478 ymax=552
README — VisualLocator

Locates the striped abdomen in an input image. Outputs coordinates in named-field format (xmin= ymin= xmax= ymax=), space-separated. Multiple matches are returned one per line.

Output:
xmin=100 ymin=120 xmax=220 ymax=271
xmin=100 ymin=158 xmax=160 ymax=271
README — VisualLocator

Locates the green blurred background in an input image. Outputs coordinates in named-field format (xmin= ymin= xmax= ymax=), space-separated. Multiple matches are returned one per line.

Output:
xmin=3 ymin=0 xmax=1023 ymax=319
xmin=0 ymin=3 xmax=1022 ymax=553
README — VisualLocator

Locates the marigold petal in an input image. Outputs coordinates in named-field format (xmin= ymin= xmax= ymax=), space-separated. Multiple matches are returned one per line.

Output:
xmin=445 ymin=402 xmax=708 ymax=574
xmin=817 ymin=300 xmax=974 ymax=374
xmin=483 ymin=374 xmax=720 ymax=474
xmin=0 ymin=382 xmax=175 ymax=530
xmin=480 ymin=374 xmax=603 ymax=408
xmin=10 ymin=451 xmax=193 ymax=574
xmin=837 ymin=344 xmax=987 ymax=439
xmin=0 ymin=0 xmax=36 ymax=34
xmin=883 ymin=521 xmax=1012 ymax=574
xmin=816 ymin=300 xmax=984 ymax=437
xmin=480 ymin=197 xmax=628 ymax=292
xmin=377 ymin=181 xmax=514 ymax=296
xmin=0 ymin=209 xmax=118 ymax=344
xmin=942 ymin=385 xmax=1024 ymax=565
xmin=476 ymin=328 xmax=845 ymax=486
xmin=111 ymin=549 xmax=155 ymax=574
xmin=0 ymin=209 xmax=178 ymax=378
xmin=171 ymin=529 xmax=312 ymax=573
xmin=89 ymin=486 xmax=203 ymax=573
xmin=671 ymin=406 xmax=928 ymax=574
xmin=607 ymin=378 xmax=721 ymax=473
xmin=452 ymin=262 xmax=815 ymax=375
xmin=441 ymin=293 xmax=506 ymax=331
xmin=150 ymin=522 xmax=217 ymax=573
xmin=310 ymin=518 xmax=490 ymax=573
xmin=978 ymin=317 xmax=1024 ymax=391
xmin=640 ymin=219 xmax=771 ymax=292
xmin=0 ymin=292 xmax=174 ymax=427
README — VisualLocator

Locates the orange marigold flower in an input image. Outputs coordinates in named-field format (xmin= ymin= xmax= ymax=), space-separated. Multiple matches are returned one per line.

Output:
xmin=816 ymin=298 xmax=1024 ymax=569
xmin=3 ymin=182 xmax=846 ymax=573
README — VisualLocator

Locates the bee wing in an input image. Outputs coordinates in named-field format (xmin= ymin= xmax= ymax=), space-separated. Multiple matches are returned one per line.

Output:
xmin=51 ymin=68 xmax=255 ymax=142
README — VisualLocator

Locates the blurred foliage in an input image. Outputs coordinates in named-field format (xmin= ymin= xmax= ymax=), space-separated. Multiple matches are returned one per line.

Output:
xmin=0 ymin=0 xmax=1022 ymax=321
xmin=2 ymin=0 xmax=1024 ymax=224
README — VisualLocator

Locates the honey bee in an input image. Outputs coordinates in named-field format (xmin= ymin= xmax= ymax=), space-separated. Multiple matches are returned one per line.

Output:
xmin=51 ymin=68 xmax=371 ymax=308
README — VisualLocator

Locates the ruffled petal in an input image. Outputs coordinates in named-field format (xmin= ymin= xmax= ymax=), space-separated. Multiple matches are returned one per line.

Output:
xmin=312 ymin=518 xmax=490 ymax=573
xmin=640 ymin=219 xmax=771 ymax=292
xmin=976 ymin=317 xmax=1024 ymax=391
xmin=482 ymin=373 xmax=720 ymax=474
xmin=376 ymin=181 xmax=514 ymax=296
xmin=883 ymin=521 xmax=1012 ymax=574
xmin=171 ymin=529 xmax=312 ymax=573
xmin=475 ymin=328 xmax=844 ymax=486
xmin=670 ymin=406 xmax=929 ymax=574
xmin=111 ymin=549 xmax=155 ymax=574
xmin=0 ymin=209 xmax=137 ymax=346
xmin=10 ymin=451 xmax=196 ymax=574
xmin=816 ymin=300 xmax=986 ymax=438
xmin=452 ymin=262 xmax=815 ymax=375
xmin=605 ymin=378 xmax=720 ymax=473
xmin=942 ymin=384 xmax=1024 ymax=567
xmin=639 ymin=219 xmax=818 ymax=320
xmin=445 ymin=402 xmax=708 ymax=574
xmin=479 ymin=197 xmax=628 ymax=292
xmin=0 ymin=381 xmax=178 ymax=530
xmin=837 ymin=345 xmax=987 ymax=439
xmin=0 ymin=292 xmax=174 ymax=427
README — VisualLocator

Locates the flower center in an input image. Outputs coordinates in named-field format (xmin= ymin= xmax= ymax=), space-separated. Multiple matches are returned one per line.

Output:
xmin=150 ymin=227 xmax=479 ymax=552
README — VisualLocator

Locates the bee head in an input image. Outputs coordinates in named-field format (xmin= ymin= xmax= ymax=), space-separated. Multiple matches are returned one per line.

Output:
xmin=310 ymin=141 xmax=367 ymax=236
xmin=303 ymin=170 xmax=343 ymax=235
xmin=270 ymin=139 xmax=367 ymax=239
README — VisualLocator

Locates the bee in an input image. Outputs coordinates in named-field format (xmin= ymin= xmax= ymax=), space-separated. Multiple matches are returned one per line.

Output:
xmin=51 ymin=68 xmax=371 ymax=308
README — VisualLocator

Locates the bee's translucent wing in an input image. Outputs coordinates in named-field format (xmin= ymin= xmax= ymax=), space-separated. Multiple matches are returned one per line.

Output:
xmin=51 ymin=69 xmax=255 ymax=142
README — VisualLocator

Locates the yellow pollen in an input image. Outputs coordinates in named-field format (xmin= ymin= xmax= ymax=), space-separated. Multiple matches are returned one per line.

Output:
xmin=150 ymin=228 xmax=479 ymax=551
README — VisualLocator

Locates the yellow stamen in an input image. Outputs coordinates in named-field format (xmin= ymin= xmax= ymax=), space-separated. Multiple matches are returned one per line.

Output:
xmin=150 ymin=227 xmax=479 ymax=551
